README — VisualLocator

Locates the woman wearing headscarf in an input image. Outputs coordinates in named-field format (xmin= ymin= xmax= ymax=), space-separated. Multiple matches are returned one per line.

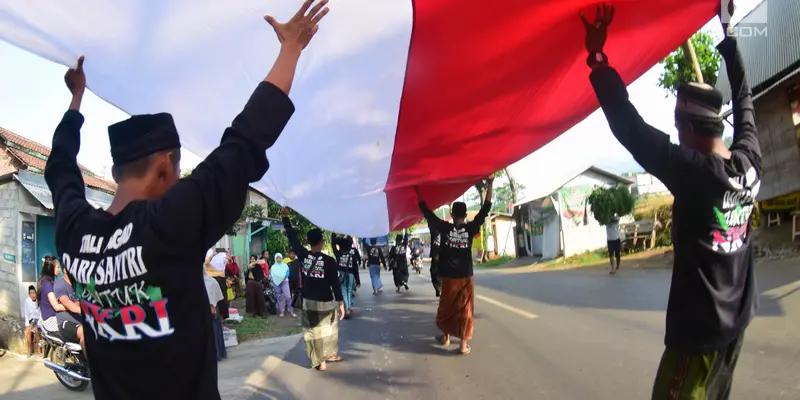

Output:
xmin=271 ymin=253 xmax=296 ymax=318
xmin=225 ymin=256 xmax=240 ymax=298
xmin=245 ymin=255 xmax=267 ymax=317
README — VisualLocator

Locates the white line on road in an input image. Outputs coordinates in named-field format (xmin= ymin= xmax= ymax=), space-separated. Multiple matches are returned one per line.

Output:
xmin=475 ymin=294 xmax=539 ymax=320
xmin=416 ymin=273 xmax=538 ymax=320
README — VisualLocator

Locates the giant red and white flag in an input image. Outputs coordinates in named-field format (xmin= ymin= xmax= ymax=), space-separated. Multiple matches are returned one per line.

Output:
xmin=0 ymin=0 xmax=718 ymax=237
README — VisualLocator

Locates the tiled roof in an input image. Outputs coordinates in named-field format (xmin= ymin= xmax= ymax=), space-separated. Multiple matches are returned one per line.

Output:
xmin=0 ymin=128 xmax=116 ymax=193
xmin=716 ymin=0 xmax=800 ymax=102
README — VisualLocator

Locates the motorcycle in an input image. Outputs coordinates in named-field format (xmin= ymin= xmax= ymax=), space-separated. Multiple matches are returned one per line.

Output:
xmin=411 ymin=255 xmax=423 ymax=275
xmin=263 ymin=281 xmax=278 ymax=315
xmin=39 ymin=326 xmax=91 ymax=392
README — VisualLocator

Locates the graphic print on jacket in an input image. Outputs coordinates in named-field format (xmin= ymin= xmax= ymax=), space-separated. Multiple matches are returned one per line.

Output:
xmin=711 ymin=167 xmax=760 ymax=253
xmin=62 ymin=223 xmax=173 ymax=341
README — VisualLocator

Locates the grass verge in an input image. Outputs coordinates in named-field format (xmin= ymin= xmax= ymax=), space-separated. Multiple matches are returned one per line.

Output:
xmin=478 ymin=255 xmax=514 ymax=267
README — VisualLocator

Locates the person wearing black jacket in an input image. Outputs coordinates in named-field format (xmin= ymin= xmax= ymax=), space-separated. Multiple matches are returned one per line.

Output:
xmin=417 ymin=177 xmax=493 ymax=356
xmin=42 ymin=2 xmax=329 ymax=397
xmin=582 ymin=4 xmax=760 ymax=398
xmin=388 ymin=233 xmax=411 ymax=293
xmin=332 ymin=233 xmax=361 ymax=318
xmin=364 ymin=238 xmax=387 ymax=294
xmin=282 ymin=207 xmax=344 ymax=371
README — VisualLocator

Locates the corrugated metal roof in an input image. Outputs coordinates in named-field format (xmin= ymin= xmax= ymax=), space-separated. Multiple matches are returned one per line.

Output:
xmin=14 ymin=169 xmax=113 ymax=210
xmin=716 ymin=0 xmax=800 ymax=102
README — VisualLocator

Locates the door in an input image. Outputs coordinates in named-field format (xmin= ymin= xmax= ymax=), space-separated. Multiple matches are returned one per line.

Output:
xmin=35 ymin=216 xmax=57 ymax=277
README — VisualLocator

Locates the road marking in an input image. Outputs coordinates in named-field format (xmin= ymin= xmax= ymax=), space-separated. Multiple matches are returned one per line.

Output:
xmin=762 ymin=279 xmax=800 ymax=299
xmin=476 ymin=295 xmax=539 ymax=320
xmin=416 ymin=272 xmax=538 ymax=319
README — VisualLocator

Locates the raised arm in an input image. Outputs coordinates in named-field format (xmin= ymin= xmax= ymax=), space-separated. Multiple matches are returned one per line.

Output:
xmin=282 ymin=208 xmax=309 ymax=259
xmin=148 ymin=1 xmax=330 ymax=252
xmin=717 ymin=35 xmax=760 ymax=167
xmin=582 ymin=6 xmax=699 ymax=191
xmin=44 ymin=56 xmax=93 ymax=244
xmin=330 ymin=233 xmax=342 ymax=259
xmin=415 ymin=186 xmax=453 ymax=234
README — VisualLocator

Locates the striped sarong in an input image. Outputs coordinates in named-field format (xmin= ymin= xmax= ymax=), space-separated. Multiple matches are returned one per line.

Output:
xmin=301 ymin=299 xmax=339 ymax=368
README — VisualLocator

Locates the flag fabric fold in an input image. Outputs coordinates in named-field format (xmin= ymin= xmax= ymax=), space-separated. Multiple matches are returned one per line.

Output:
xmin=0 ymin=0 xmax=718 ymax=236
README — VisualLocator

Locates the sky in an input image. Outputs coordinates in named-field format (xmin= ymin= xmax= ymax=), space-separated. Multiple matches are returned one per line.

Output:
xmin=0 ymin=0 xmax=760 ymax=190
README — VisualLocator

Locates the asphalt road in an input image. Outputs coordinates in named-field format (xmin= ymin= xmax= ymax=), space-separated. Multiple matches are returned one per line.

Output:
xmin=2 ymin=261 xmax=799 ymax=399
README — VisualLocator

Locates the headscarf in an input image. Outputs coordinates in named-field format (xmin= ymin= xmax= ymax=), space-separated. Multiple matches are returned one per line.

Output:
xmin=225 ymin=256 xmax=239 ymax=277
xmin=270 ymin=253 xmax=289 ymax=286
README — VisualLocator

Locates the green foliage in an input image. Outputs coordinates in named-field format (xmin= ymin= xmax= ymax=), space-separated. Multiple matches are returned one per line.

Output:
xmin=586 ymin=186 xmax=635 ymax=225
xmin=180 ymin=168 xmax=193 ymax=179
xmin=227 ymin=204 xmax=265 ymax=235
xmin=265 ymin=200 xmax=332 ymax=254
xmin=492 ymin=181 xmax=525 ymax=212
xmin=653 ymin=203 xmax=673 ymax=247
xmin=657 ymin=31 xmax=721 ymax=96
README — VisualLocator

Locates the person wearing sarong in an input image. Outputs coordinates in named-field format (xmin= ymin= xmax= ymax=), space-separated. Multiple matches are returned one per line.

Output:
xmin=388 ymin=233 xmax=410 ymax=292
xmin=332 ymin=234 xmax=362 ymax=318
xmin=582 ymin=5 xmax=760 ymax=398
xmin=203 ymin=270 xmax=227 ymax=361
xmin=416 ymin=177 xmax=493 ymax=355
xmin=364 ymin=238 xmax=386 ymax=294
xmin=283 ymin=207 xmax=344 ymax=371
xmin=245 ymin=255 xmax=267 ymax=318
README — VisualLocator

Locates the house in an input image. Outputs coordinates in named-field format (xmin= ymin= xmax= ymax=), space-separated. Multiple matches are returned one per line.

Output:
xmin=716 ymin=0 xmax=800 ymax=203
xmin=513 ymin=166 xmax=633 ymax=259
xmin=209 ymin=187 xmax=282 ymax=265
xmin=0 ymin=127 xmax=116 ymax=324
xmin=629 ymin=173 xmax=670 ymax=197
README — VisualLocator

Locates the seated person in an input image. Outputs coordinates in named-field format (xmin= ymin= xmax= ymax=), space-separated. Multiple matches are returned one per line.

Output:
xmin=55 ymin=263 xmax=85 ymax=354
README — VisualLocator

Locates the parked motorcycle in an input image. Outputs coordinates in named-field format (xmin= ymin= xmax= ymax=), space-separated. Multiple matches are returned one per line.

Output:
xmin=263 ymin=281 xmax=278 ymax=315
xmin=39 ymin=327 xmax=90 ymax=392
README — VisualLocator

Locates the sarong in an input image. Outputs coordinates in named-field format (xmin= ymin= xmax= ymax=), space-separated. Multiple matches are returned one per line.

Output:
xmin=212 ymin=314 xmax=227 ymax=361
xmin=436 ymin=277 xmax=475 ymax=340
xmin=341 ymin=273 xmax=355 ymax=309
xmin=369 ymin=264 xmax=383 ymax=291
xmin=302 ymin=299 xmax=339 ymax=368
xmin=651 ymin=333 xmax=746 ymax=400
xmin=245 ymin=279 xmax=267 ymax=317
xmin=393 ymin=265 xmax=409 ymax=287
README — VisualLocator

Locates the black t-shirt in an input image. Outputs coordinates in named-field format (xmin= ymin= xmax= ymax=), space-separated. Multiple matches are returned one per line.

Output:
xmin=332 ymin=235 xmax=361 ymax=287
xmin=283 ymin=218 xmax=343 ymax=303
xmin=288 ymin=259 xmax=302 ymax=284
xmin=365 ymin=244 xmax=386 ymax=267
xmin=43 ymin=82 xmax=294 ymax=399
xmin=389 ymin=234 xmax=410 ymax=270
xmin=589 ymin=36 xmax=760 ymax=352
xmin=419 ymin=201 xmax=491 ymax=278
xmin=429 ymin=228 xmax=441 ymax=263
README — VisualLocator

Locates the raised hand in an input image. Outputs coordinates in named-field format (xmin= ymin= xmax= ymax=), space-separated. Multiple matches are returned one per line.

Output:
xmin=580 ymin=4 xmax=615 ymax=53
xmin=64 ymin=56 xmax=86 ymax=95
xmin=486 ymin=175 xmax=495 ymax=184
xmin=265 ymin=0 xmax=330 ymax=50
xmin=721 ymin=0 xmax=735 ymax=35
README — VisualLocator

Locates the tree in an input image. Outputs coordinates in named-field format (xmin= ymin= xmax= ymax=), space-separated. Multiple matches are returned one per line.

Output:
xmin=227 ymin=204 xmax=265 ymax=236
xmin=180 ymin=168 xmax=193 ymax=179
xmin=657 ymin=31 xmax=721 ymax=96
xmin=586 ymin=186 xmax=635 ymax=226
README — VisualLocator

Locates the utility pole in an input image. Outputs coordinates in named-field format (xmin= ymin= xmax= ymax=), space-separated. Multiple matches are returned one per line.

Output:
xmin=681 ymin=39 xmax=704 ymax=84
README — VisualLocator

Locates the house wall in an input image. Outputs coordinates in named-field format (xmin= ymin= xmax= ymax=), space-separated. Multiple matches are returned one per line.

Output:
xmin=491 ymin=217 xmax=516 ymax=257
xmin=0 ymin=182 xmax=20 ymax=319
xmin=559 ymin=171 xmax=625 ymax=257
xmin=631 ymin=173 xmax=670 ymax=197
xmin=754 ymin=75 xmax=800 ymax=201
xmin=0 ymin=181 xmax=50 ymax=320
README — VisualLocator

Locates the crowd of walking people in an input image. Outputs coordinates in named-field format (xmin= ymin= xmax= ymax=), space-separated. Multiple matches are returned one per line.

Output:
xmin=29 ymin=0 xmax=761 ymax=398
